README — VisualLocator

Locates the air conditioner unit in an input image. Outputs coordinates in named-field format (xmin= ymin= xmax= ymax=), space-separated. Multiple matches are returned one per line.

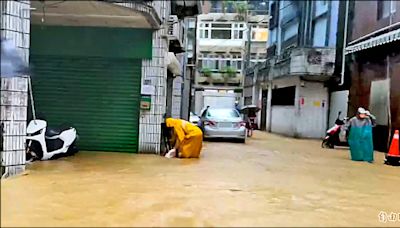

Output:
xmin=167 ymin=15 xmax=180 ymax=38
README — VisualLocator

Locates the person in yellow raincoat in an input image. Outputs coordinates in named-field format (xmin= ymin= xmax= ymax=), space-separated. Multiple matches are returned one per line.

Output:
xmin=165 ymin=118 xmax=203 ymax=158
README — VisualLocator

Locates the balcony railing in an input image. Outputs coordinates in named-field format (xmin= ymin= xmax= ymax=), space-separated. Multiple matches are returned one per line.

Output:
xmin=269 ymin=47 xmax=336 ymax=80
xmin=197 ymin=72 xmax=241 ymax=86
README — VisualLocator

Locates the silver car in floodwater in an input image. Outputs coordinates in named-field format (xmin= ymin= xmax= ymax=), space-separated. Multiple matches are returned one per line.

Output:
xmin=199 ymin=108 xmax=246 ymax=143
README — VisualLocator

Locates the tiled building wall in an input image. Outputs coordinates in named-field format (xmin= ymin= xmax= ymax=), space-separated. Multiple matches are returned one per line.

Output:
xmin=0 ymin=0 xmax=30 ymax=178
xmin=139 ymin=1 xmax=170 ymax=154
xmin=0 ymin=0 xmax=30 ymax=62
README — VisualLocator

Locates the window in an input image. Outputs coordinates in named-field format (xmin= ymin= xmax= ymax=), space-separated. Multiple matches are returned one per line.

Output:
xmin=199 ymin=23 xmax=210 ymax=39
xmin=282 ymin=22 xmax=299 ymax=41
xmin=198 ymin=53 xmax=242 ymax=72
xmin=211 ymin=23 xmax=231 ymax=29
xmin=377 ymin=0 xmax=392 ymax=20
xmin=211 ymin=30 xmax=231 ymax=39
xmin=269 ymin=2 xmax=279 ymax=29
xmin=269 ymin=29 xmax=277 ymax=45
xmin=207 ymin=109 xmax=240 ymax=118
xmin=188 ymin=20 xmax=195 ymax=28
xmin=209 ymin=23 xmax=232 ymax=40
xmin=234 ymin=30 xmax=244 ymax=39
xmin=271 ymin=86 xmax=296 ymax=106
xmin=233 ymin=23 xmax=245 ymax=39
xmin=211 ymin=1 xmax=223 ymax=13
xmin=200 ymin=30 xmax=209 ymax=38
xmin=312 ymin=17 xmax=328 ymax=46
xmin=314 ymin=0 xmax=329 ymax=17
xmin=187 ymin=39 xmax=193 ymax=50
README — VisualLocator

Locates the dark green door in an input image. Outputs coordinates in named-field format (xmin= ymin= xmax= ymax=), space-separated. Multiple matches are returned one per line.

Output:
xmin=30 ymin=56 xmax=141 ymax=152
xmin=30 ymin=25 xmax=153 ymax=153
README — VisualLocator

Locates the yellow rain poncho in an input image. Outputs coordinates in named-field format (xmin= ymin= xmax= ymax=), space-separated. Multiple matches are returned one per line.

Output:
xmin=165 ymin=118 xmax=203 ymax=158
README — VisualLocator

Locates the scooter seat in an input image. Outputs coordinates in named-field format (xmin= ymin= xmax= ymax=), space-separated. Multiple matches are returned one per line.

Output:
xmin=45 ymin=126 xmax=72 ymax=137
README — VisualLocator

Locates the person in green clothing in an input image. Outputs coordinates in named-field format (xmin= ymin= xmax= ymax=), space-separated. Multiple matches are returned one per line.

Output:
xmin=344 ymin=107 xmax=376 ymax=163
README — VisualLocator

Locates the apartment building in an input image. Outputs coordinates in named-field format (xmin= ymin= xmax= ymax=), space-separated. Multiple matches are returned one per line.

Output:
xmin=193 ymin=0 xmax=268 ymax=114
xmin=246 ymin=0 xmax=344 ymax=138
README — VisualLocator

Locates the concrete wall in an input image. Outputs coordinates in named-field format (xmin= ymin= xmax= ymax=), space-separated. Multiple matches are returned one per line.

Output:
xmin=350 ymin=1 xmax=400 ymax=42
xmin=329 ymin=90 xmax=349 ymax=128
xmin=269 ymin=77 xmax=328 ymax=138
xmin=138 ymin=1 xmax=169 ymax=154
xmin=270 ymin=77 xmax=299 ymax=137
xmin=271 ymin=106 xmax=296 ymax=136
xmin=297 ymin=81 xmax=329 ymax=138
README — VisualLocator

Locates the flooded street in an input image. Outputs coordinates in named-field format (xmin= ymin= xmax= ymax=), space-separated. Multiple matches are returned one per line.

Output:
xmin=1 ymin=132 xmax=399 ymax=227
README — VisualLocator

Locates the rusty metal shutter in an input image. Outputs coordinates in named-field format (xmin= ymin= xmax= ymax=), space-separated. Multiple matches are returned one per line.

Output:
xmin=30 ymin=56 xmax=141 ymax=153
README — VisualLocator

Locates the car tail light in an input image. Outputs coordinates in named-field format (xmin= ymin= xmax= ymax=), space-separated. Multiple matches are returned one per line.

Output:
xmin=235 ymin=121 xmax=246 ymax=128
xmin=205 ymin=120 xmax=216 ymax=126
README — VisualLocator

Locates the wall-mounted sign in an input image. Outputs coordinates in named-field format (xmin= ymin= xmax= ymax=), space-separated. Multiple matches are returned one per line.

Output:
xmin=313 ymin=101 xmax=321 ymax=107
xmin=141 ymin=79 xmax=155 ymax=95
xmin=300 ymin=97 xmax=305 ymax=106
xmin=140 ymin=96 xmax=151 ymax=110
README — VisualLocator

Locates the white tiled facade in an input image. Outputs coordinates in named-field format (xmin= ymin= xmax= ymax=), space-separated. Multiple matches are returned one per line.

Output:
xmin=138 ymin=1 xmax=170 ymax=154
xmin=1 ymin=0 xmax=30 ymax=178
xmin=0 ymin=0 xmax=30 ymax=62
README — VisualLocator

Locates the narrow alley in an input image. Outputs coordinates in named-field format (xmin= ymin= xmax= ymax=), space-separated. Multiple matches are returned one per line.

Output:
xmin=2 ymin=132 xmax=399 ymax=227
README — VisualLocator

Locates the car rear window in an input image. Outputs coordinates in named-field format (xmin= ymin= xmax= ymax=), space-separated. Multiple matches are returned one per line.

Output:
xmin=207 ymin=109 xmax=240 ymax=118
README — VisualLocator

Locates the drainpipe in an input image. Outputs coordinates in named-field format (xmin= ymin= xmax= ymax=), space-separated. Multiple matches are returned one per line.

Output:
xmin=339 ymin=0 xmax=350 ymax=86
xmin=387 ymin=0 xmax=395 ymax=149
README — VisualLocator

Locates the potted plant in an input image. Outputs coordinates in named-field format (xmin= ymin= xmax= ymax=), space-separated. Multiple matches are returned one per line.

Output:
xmin=201 ymin=67 xmax=212 ymax=77
xmin=226 ymin=67 xmax=237 ymax=78
xmin=201 ymin=67 xmax=212 ymax=84
xmin=221 ymin=67 xmax=237 ymax=84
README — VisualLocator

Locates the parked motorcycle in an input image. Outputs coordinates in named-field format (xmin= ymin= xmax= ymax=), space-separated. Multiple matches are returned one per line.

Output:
xmin=322 ymin=111 xmax=348 ymax=149
xmin=26 ymin=119 xmax=79 ymax=161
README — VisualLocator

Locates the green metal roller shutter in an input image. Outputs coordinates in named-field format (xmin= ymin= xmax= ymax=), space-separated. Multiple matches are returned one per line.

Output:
xmin=30 ymin=56 xmax=141 ymax=153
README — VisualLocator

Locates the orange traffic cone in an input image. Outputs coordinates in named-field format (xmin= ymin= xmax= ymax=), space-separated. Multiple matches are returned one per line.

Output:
xmin=385 ymin=130 xmax=400 ymax=166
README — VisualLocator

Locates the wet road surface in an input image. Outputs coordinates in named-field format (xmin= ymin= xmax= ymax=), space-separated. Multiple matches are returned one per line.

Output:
xmin=1 ymin=132 xmax=400 ymax=227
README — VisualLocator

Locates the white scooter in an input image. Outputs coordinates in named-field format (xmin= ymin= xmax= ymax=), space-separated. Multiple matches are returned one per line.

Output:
xmin=26 ymin=119 xmax=79 ymax=161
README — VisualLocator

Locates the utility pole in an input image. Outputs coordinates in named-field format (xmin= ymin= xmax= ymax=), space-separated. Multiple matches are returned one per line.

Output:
xmin=245 ymin=19 xmax=252 ymax=70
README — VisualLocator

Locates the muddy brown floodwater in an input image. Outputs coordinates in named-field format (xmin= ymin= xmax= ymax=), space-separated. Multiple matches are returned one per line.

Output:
xmin=1 ymin=132 xmax=400 ymax=227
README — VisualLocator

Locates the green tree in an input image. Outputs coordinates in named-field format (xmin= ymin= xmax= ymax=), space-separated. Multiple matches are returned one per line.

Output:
xmin=233 ymin=1 xmax=248 ymax=20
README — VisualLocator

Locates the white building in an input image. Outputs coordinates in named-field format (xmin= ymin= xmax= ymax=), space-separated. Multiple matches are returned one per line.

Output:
xmin=194 ymin=12 xmax=268 ymax=114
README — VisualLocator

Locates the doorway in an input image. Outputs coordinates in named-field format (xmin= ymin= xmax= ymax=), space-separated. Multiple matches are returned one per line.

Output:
xmin=260 ymin=89 xmax=268 ymax=131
